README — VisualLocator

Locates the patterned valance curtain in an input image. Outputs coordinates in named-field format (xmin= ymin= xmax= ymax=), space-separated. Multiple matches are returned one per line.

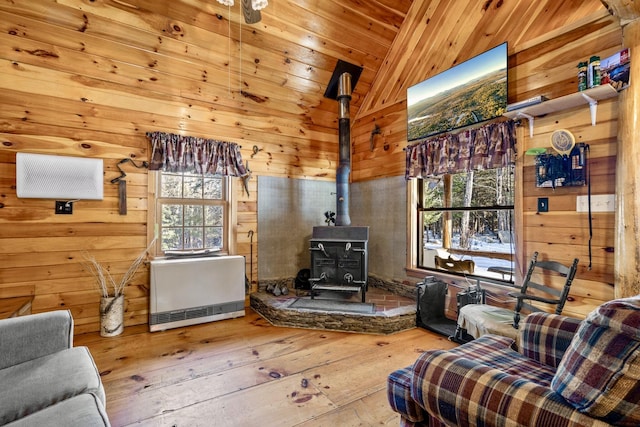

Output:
xmin=146 ymin=131 xmax=248 ymax=177
xmin=405 ymin=120 xmax=517 ymax=180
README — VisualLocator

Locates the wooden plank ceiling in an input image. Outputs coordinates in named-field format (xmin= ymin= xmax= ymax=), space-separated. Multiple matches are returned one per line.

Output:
xmin=0 ymin=0 xmax=609 ymax=166
xmin=197 ymin=0 xmax=608 ymax=124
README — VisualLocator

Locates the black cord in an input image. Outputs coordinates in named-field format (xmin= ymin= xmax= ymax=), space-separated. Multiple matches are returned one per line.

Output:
xmin=110 ymin=158 xmax=149 ymax=184
xmin=586 ymin=145 xmax=592 ymax=270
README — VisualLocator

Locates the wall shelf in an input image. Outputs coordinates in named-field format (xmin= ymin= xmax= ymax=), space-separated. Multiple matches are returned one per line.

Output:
xmin=504 ymin=84 xmax=619 ymax=136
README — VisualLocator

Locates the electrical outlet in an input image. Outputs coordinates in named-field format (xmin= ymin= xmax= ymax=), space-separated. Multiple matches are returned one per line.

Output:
xmin=55 ymin=201 xmax=73 ymax=214
xmin=577 ymin=194 xmax=615 ymax=212
xmin=537 ymin=197 xmax=549 ymax=213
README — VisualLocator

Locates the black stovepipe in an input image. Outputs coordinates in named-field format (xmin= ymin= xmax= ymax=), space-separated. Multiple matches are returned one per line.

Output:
xmin=336 ymin=72 xmax=352 ymax=226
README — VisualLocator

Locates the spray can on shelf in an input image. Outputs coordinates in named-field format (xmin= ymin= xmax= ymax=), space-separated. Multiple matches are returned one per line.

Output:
xmin=588 ymin=56 xmax=601 ymax=88
xmin=577 ymin=61 xmax=588 ymax=91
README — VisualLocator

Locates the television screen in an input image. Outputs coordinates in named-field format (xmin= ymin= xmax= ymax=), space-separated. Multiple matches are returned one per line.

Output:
xmin=407 ymin=42 xmax=508 ymax=141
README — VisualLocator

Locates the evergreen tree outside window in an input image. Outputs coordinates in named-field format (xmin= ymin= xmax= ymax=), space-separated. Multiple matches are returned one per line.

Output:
xmin=156 ymin=172 xmax=228 ymax=253
xmin=418 ymin=165 xmax=515 ymax=281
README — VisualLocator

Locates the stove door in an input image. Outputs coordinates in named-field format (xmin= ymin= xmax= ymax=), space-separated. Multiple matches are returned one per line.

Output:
xmin=310 ymin=240 xmax=367 ymax=285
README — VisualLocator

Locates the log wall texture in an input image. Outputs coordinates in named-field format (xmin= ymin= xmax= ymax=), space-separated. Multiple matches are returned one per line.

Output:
xmin=0 ymin=0 xmax=622 ymax=331
xmin=351 ymin=12 xmax=622 ymax=318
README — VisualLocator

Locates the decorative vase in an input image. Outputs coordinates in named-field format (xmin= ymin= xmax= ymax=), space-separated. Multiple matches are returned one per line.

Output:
xmin=100 ymin=294 xmax=124 ymax=337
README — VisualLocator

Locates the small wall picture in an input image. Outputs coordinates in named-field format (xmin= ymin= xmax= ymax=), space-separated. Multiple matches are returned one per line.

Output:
xmin=601 ymin=48 xmax=630 ymax=91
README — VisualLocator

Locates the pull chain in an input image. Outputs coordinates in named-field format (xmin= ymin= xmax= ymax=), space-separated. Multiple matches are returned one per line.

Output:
xmin=227 ymin=3 xmax=232 ymax=94
xmin=239 ymin=6 xmax=242 ymax=95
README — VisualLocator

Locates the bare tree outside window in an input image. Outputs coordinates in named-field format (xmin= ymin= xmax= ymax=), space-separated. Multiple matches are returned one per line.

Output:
xmin=418 ymin=165 xmax=515 ymax=280
xmin=157 ymin=172 xmax=227 ymax=253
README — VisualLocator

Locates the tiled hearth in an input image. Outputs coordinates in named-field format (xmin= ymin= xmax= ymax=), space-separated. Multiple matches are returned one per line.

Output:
xmin=250 ymin=283 xmax=417 ymax=335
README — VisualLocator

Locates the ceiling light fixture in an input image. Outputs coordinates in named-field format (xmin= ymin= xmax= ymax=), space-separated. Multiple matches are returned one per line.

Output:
xmin=251 ymin=0 xmax=268 ymax=10
xmin=217 ymin=0 xmax=267 ymax=11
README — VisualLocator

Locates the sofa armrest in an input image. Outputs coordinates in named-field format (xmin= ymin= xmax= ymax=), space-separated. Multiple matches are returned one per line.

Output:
xmin=411 ymin=350 xmax=609 ymax=427
xmin=518 ymin=312 xmax=582 ymax=368
xmin=0 ymin=310 xmax=74 ymax=370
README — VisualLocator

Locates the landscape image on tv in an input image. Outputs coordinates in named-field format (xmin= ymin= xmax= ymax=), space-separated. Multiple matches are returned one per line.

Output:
xmin=407 ymin=43 xmax=507 ymax=141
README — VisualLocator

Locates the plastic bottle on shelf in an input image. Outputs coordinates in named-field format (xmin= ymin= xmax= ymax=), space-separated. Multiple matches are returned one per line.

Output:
xmin=577 ymin=61 xmax=588 ymax=91
xmin=588 ymin=56 xmax=601 ymax=88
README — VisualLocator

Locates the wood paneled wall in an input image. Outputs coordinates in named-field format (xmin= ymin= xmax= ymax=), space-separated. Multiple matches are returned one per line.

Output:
xmin=0 ymin=0 xmax=339 ymax=333
xmin=0 ymin=0 xmax=624 ymax=332
xmin=352 ymin=14 xmax=622 ymax=317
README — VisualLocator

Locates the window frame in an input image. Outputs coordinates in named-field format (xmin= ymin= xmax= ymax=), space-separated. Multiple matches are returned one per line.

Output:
xmin=148 ymin=170 xmax=234 ymax=258
xmin=409 ymin=166 xmax=516 ymax=282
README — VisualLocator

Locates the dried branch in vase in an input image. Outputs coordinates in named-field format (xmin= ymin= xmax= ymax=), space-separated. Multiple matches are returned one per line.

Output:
xmin=83 ymin=239 xmax=156 ymax=298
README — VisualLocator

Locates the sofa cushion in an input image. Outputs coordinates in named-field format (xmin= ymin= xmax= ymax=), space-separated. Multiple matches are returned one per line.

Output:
xmin=551 ymin=296 xmax=640 ymax=426
xmin=413 ymin=334 xmax=557 ymax=391
xmin=518 ymin=312 xmax=582 ymax=369
xmin=0 ymin=346 xmax=105 ymax=425
xmin=4 ymin=393 xmax=110 ymax=427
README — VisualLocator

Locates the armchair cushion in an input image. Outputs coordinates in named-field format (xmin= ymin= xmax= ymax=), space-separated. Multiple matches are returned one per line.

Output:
xmin=0 ymin=346 xmax=105 ymax=425
xmin=4 ymin=393 xmax=110 ymax=427
xmin=0 ymin=310 xmax=73 ymax=370
xmin=551 ymin=296 xmax=640 ymax=426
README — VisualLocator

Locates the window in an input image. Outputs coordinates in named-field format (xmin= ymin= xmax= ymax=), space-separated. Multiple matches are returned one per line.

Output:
xmin=154 ymin=171 xmax=230 ymax=254
xmin=415 ymin=165 xmax=515 ymax=281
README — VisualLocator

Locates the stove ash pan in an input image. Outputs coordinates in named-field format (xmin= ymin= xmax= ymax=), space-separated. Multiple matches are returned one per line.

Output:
xmin=309 ymin=226 xmax=369 ymax=302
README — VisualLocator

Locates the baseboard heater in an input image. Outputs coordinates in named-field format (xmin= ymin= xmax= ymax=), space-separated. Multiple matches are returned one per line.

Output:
xmin=149 ymin=255 xmax=245 ymax=332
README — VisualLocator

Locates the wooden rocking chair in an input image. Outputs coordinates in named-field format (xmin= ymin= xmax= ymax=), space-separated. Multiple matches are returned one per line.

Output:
xmin=455 ymin=251 xmax=579 ymax=343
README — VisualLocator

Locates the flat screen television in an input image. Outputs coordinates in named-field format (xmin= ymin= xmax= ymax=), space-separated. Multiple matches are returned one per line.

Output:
xmin=407 ymin=42 xmax=508 ymax=141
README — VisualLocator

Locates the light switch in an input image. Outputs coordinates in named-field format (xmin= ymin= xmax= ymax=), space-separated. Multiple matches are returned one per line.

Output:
xmin=537 ymin=197 xmax=548 ymax=213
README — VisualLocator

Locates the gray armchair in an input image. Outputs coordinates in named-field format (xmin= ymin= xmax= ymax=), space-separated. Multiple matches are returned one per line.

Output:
xmin=0 ymin=310 xmax=110 ymax=426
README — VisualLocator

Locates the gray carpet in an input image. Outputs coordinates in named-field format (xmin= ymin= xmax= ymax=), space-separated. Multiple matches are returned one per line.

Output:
xmin=289 ymin=298 xmax=375 ymax=314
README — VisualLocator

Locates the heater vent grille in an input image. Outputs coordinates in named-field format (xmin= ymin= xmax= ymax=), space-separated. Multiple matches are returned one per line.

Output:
xmin=16 ymin=153 xmax=104 ymax=200
xmin=149 ymin=302 xmax=245 ymax=326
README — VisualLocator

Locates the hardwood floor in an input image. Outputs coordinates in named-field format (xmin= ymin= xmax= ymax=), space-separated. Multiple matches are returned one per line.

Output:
xmin=76 ymin=308 xmax=458 ymax=426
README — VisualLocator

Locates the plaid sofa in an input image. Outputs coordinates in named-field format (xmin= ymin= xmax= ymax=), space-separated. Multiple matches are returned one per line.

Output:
xmin=387 ymin=296 xmax=640 ymax=427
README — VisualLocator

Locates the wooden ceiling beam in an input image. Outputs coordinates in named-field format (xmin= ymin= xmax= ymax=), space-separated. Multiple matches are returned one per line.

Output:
xmin=601 ymin=0 xmax=640 ymax=24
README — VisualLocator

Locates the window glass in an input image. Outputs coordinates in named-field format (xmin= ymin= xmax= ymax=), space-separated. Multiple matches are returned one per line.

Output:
xmin=418 ymin=165 xmax=515 ymax=281
xmin=183 ymin=176 xmax=202 ymax=199
xmin=204 ymin=177 xmax=223 ymax=199
xmin=161 ymin=175 xmax=182 ymax=198
xmin=205 ymin=206 xmax=223 ymax=226
xmin=156 ymin=172 xmax=227 ymax=253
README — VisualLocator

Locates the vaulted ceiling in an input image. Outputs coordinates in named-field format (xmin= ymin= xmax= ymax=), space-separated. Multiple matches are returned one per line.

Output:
xmin=0 ymin=0 xmax=613 ymax=179
xmin=204 ymin=0 xmax=609 ymax=124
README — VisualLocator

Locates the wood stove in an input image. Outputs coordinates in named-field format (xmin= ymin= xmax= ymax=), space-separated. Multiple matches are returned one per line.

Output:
xmin=308 ymin=65 xmax=369 ymax=302
xmin=309 ymin=226 xmax=369 ymax=302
